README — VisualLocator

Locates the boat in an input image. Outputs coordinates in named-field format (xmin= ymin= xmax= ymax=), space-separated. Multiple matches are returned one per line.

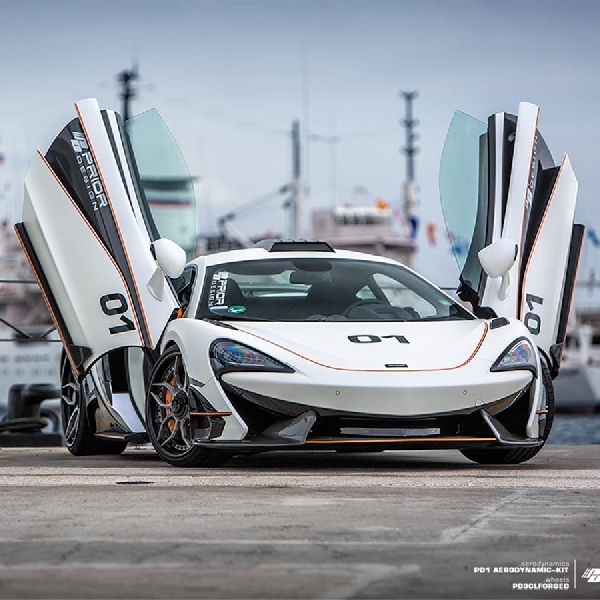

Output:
xmin=554 ymin=326 xmax=600 ymax=412
xmin=554 ymin=314 xmax=600 ymax=413
xmin=310 ymin=203 xmax=415 ymax=267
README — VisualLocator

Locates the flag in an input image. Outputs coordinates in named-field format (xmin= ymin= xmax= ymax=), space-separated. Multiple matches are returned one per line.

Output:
xmin=375 ymin=198 xmax=389 ymax=210
xmin=588 ymin=228 xmax=600 ymax=247
xmin=448 ymin=232 xmax=469 ymax=256
xmin=426 ymin=222 xmax=436 ymax=246
xmin=408 ymin=215 xmax=420 ymax=240
xmin=392 ymin=208 xmax=405 ymax=226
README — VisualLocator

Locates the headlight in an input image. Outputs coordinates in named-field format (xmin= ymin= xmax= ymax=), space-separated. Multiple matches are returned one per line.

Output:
xmin=490 ymin=337 xmax=537 ymax=375
xmin=210 ymin=339 xmax=294 ymax=375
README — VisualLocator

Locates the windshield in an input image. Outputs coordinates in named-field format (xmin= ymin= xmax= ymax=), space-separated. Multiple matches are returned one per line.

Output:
xmin=439 ymin=111 xmax=489 ymax=290
xmin=125 ymin=109 xmax=197 ymax=255
xmin=197 ymin=258 xmax=473 ymax=322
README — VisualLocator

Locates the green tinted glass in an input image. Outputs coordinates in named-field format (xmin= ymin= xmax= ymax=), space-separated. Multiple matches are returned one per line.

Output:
xmin=439 ymin=111 xmax=487 ymax=277
xmin=125 ymin=110 xmax=197 ymax=254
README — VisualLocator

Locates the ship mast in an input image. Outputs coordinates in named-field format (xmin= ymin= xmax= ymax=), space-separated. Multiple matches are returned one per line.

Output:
xmin=116 ymin=63 xmax=139 ymax=121
xmin=399 ymin=90 xmax=419 ymax=227
xmin=290 ymin=119 xmax=302 ymax=238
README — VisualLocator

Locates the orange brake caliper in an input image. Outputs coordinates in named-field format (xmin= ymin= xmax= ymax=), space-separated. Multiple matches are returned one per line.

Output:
xmin=165 ymin=376 xmax=176 ymax=431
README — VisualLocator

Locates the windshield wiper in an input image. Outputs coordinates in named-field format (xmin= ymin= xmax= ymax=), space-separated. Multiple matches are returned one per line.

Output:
xmin=421 ymin=315 xmax=472 ymax=322
xmin=201 ymin=317 xmax=238 ymax=330
xmin=202 ymin=314 xmax=270 ymax=322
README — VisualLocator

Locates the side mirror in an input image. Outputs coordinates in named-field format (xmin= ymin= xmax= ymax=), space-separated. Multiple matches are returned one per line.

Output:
xmin=478 ymin=238 xmax=518 ymax=301
xmin=148 ymin=238 xmax=187 ymax=301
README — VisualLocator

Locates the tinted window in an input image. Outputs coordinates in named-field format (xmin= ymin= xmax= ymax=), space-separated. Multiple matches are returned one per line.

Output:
xmin=125 ymin=110 xmax=197 ymax=254
xmin=440 ymin=111 xmax=489 ymax=290
xmin=197 ymin=258 xmax=474 ymax=322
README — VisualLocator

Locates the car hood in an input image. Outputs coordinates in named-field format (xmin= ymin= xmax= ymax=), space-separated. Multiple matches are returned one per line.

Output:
xmin=233 ymin=320 xmax=487 ymax=371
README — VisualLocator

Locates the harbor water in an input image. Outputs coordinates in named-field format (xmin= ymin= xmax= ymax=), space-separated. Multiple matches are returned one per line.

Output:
xmin=548 ymin=413 xmax=600 ymax=444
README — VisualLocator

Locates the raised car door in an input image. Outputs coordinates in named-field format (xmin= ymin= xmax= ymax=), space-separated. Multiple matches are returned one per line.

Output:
xmin=15 ymin=98 xmax=187 ymax=377
xmin=440 ymin=102 xmax=584 ymax=374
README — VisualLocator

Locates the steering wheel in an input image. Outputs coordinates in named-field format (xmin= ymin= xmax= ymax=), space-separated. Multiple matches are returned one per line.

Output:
xmin=342 ymin=299 xmax=407 ymax=319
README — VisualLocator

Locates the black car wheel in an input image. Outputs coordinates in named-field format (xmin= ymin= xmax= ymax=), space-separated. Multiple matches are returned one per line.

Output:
xmin=460 ymin=362 xmax=555 ymax=465
xmin=146 ymin=346 xmax=231 ymax=468
xmin=60 ymin=352 xmax=127 ymax=456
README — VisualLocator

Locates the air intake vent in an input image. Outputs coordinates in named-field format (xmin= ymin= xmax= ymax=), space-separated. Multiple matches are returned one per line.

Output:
xmin=255 ymin=239 xmax=335 ymax=253
xmin=490 ymin=317 xmax=509 ymax=330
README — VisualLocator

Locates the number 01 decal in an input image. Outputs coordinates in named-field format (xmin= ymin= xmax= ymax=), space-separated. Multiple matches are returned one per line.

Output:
xmin=100 ymin=293 xmax=135 ymax=335
xmin=348 ymin=335 xmax=409 ymax=344
xmin=523 ymin=293 xmax=543 ymax=336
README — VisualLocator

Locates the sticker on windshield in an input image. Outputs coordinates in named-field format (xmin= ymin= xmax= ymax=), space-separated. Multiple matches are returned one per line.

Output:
xmin=208 ymin=271 xmax=229 ymax=308
xmin=438 ymin=299 xmax=453 ymax=306
xmin=228 ymin=305 xmax=246 ymax=315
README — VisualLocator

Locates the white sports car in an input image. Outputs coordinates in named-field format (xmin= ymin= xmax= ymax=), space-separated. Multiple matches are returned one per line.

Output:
xmin=15 ymin=99 xmax=582 ymax=466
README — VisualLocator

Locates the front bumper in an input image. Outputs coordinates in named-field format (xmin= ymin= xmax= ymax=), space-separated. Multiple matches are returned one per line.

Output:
xmin=191 ymin=373 xmax=543 ymax=452
xmin=220 ymin=367 xmax=534 ymax=417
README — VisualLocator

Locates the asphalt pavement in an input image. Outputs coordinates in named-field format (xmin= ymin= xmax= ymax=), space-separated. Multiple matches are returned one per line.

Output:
xmin=0 ymin=445 xmax=598 ymax=599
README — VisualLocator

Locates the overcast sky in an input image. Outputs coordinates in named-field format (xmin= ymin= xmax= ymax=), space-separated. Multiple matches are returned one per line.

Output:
xmin=1 ymin=0 xmax=599 ymax=287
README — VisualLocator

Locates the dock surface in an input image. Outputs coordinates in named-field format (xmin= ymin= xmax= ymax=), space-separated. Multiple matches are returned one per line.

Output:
xmin=0 ymin=445 xmax=598 ymax=599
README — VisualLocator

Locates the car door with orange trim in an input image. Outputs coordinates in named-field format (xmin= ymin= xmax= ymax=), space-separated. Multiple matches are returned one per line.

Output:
xmin=440 ymin=103 xmax=584 ymax=375
xmin=15 ymin=98 xmax=182 ymax=377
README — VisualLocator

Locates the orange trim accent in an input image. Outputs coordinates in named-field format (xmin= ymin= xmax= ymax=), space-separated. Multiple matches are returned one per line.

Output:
xmin=520 ymin=153 xmax=566 ymax=319
xmin=13 ymin=224 xmax=78 ymax=374
xmin=174 ymin=307 xmax=184 ymax=319
xmin=74 ymin=104 xmax=153 ymax=347
xmin=190 ymin=411 xmax=232 ymax=417
xmin=94 ymin=433 xmax=125 ymax=440
xmin=305 ymin=436 xmax=496 ymax=445
xmin=241 ymin=323 xmax=488 ymax=373
xmin=536 ymin=409 xmax=548 ymax=414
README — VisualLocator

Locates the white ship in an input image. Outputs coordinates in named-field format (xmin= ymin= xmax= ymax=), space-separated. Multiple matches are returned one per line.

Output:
xmin=311 ymin=203 xmax=415 ymax=267
xmin=554 ymin=302 xmax=600 ymax=412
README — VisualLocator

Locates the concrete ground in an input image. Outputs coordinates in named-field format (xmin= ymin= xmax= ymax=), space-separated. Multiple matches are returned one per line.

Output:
xmin=0 ymin=445 xmax=598 ymax=599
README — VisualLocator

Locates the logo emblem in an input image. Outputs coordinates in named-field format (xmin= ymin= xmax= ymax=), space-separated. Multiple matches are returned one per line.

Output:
xmin=228 ymin=305 xmax=246 ymax=315
xmin=582 ymin=568 xmax=600 ymax=583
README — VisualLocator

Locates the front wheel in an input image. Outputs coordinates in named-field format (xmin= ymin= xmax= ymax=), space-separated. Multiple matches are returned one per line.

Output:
xmin=145 ymin=346 xmax=231 ymax=468
xmin=460 ymin=363 xmax=555 ymax=465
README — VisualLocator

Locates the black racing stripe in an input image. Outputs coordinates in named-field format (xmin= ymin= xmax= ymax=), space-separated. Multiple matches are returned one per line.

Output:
xmin=536 ymin=131 xmax=555 ymax=170
xmin=556 ymin=224 xmax=585 ymax=345
xmin=501 ymin=114 xmax=517 ymax=224
xmin=476 ymin=115 xmax=498 ymax=301
xmin=84 ymin=117 xmax=152 ymax=349
xmin=45 ymin=119 xmax=116 ymax=255
xmin=101 ymin=110 xmax=135 ymax=214
xmin=100 ymin=112 xmax=157 ymax=347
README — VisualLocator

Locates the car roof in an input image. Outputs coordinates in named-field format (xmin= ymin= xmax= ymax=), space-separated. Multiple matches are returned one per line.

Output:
xmin=189 ymin=247 xmax=406 ymax=269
